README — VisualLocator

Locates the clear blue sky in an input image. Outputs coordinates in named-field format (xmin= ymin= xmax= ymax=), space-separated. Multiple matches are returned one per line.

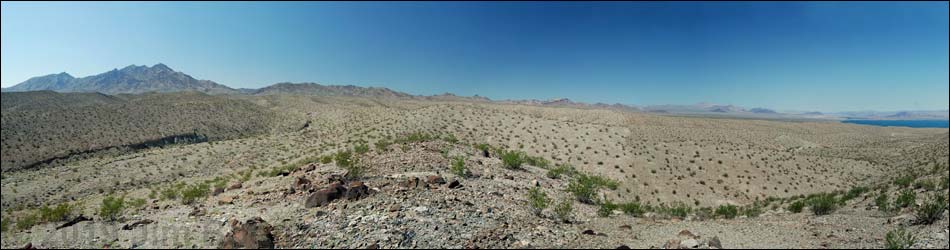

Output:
xmin=2 ymin=1 xmax=947 ymax=112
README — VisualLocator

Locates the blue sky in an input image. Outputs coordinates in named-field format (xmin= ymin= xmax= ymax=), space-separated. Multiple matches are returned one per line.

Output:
xmin=2 ymin=2 xmax=947 ymax=112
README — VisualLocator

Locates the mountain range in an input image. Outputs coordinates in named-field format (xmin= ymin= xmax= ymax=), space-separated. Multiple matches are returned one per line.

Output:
xmin=3 ymin=64 xmax=946 ymax=120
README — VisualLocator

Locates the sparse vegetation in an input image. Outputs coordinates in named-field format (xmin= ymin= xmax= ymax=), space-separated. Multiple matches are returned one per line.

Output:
xmin=15 ymin=213 xmax=38 ymax=231
xmin=546 ymin=164 xmax=575 ymax=179
xmin=788 ymin=200 xmax=806 ymax=214
xmin=895 ymin=190 xmax=916 ymax=209
xmin=501 ymin=150 xmax=525 ymax=170
xmin=354 ymin=144 xmax=370 ymax=155
xmin=554 ymin=199 xmax=574 ymax=223
xmin=809 ymin=193 xmax=838 ymax=216
xmin=914 ymin=194 xmax=947 ymax=225
xmin=566 ymin=173 xmax=619 ymax=204
xmin=885 ymin=228 xmax=916 ymax=249
xmin=1 ymin=217 xmax=9 ymax=233
xmin=716 ymin=204 xmax=739 ymax=219
xmin=38 ymin=203 xmax=75 ymax=223
xmin=527 ymin=187 xmax=550 ymax=217
xmin=875 ymin=193 xmax=891 ymax=213
xmin=451 ymin=156 xmax=468 ymax=177
xmin=180 ymin=183 xmax=211 ymax=205
xmin=99 ymin=195 xmax=126 ymax=222
xmin=598 ymin=197 xmax=618 ymax=217
xmin=894 ymin=175 xmax=915 ymax=188
xmin=942 ymin=175 xmax=949 ymax=190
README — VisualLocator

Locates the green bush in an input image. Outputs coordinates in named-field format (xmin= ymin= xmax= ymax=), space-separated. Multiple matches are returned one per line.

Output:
xmin=741 ymin=204 xmax=763 ymax=218
xmin=598 ymin=198 xmax=618 ymax=217
xmin=354 ymin=144 xmax=370 ymax=155
xmin=160 ymin=183 xmax=185 ymax=201
xmin=546 ymin=165 xmax=575 ymax=179
xmin=99 ymin=196 xmax=126 ymax=222
xmin=809 ymin=194 xmax=838 ymax=216
xmin=1 ymin=217 xmax=10 ymax=233
xmin=180 ymin=183 xmax=211 ymax=205
xmin=451 ymin=157 xmax=468 ymax=177
xmin=942 ymin=175 xmax=949 ymax=190
xmin=841 ymin=186 xmax=869 ymax=202
xmin=667 ymin=202 xmax=692 ymax=219
xmin=566 ymin=173 xmax=620 ymax=204
xmin=620 ymin=202 xmax=645 ymax=217
xmin=875 ymin=193 xmax=891 ymax=213
xmin=554 ymin=199 xmax=573 ymax=223
xmin=320 ymin=155 xmax=334 ymax=164
xmin=336 ymin=150 xmax=365 ymax=180
xmin=501 ymin=151 xmax=525 ymax=170
xmin=128 ymin=198 xmax=148 ymax=210
xmin=885 ymin=228 xmax=916 ymax=249
xmin=39 ymin=203 xmax=75 ymax=223
xmin=335 ymin=150 xmax=354 ymax=168
xmin=895 ymin=190 xmax=916 ymax=209
xmin=915 ymin=194 xmax=947 ymax=225
xmin=16 ymin=213 xmax=38 ymax=231
xmin=442 ymin=134 xmax=459 ymax=144
xmin=716 ymin=205 xmax=739 ymax=219
xmin=788 ymin=200 xmax=806 ymax=213
xmin=914 ymin=179 xmax=937 ymax=191
xmin=894 ymin=176 xmax=915 ymax=188
xmin=527 ymin=187 xmax=550 ymax=217
xmin=524 ymin=155 xmax=550 ymax=169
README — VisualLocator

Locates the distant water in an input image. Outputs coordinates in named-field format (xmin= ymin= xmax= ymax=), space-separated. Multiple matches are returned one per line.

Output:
xmin=842 ymin=120 xmax=949 ymax=128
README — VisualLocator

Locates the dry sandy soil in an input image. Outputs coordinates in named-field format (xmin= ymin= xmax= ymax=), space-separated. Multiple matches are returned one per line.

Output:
xmin=2 ymin=95 xmax=948 ymax=249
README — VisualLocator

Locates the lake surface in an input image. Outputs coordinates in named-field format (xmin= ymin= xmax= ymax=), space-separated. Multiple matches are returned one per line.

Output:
xmin=842 ymin=120 xmax=949 ymax=128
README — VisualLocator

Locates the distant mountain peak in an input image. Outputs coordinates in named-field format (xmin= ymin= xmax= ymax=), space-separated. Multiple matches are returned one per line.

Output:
xmin=6 ymin=64 xmax=234 ymax=95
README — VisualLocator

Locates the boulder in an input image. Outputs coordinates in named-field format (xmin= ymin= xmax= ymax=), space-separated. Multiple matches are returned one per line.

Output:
xmin=448 ymin=179 xmax=462 ymax=189
xmin=708 ymin=237 xmax=722 ymax=249
xmin=219 ymin=196 xmax=235 ymax=205
xmin=680 ymin=239 xmax=700 ymax=249
xmin=426 ymin=175 xmax=446 ymax=186
xmin=219 ymin=217 xmax=275 ymax=249
xmin=401 ymin=177 xmax=425 ymax=190
xmin=228 ymin=182 xmax=243 ymax=191
xmin=306 ymin=185 xmax=344 ymax=208
xmin=294 ymin=177 xmax=313 ymax=193
xmin=344 ymin=182 xmax=370 ymax=200
xmin=662 ymin=240 xmax=681 ymax=249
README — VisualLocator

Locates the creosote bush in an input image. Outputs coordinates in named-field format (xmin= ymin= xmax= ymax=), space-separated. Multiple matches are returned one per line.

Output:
xmin=809 ymin=193 xmax=838 ymax=216
xmin=527 ymin=186 xmax=550 ymax=217
xmin=99 ymin=195 xmax=126 ymax=222
xmin=915 ymin=194 xmax=947 ymax=225
xmin=885 ymin=228 xmax=916 ymax=249
xmin=554 ymin=199 xmax=573 ymax=223
xmin=716 ymin=204 xmax=739 ymax=219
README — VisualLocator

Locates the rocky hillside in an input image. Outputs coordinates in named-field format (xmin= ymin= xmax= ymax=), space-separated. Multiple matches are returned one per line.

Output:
xmin=252 ymin=82 xmax=412 ymax=98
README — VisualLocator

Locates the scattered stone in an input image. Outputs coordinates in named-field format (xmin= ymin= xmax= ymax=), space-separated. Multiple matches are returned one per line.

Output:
xmin=306 ymin=185 xmax=345 ymax=208
xmin=228 ymin=182 xmax=243 ymax=191
xmin=619 ymin=225 xmax=633 ymax=230
xmin=189 ymin=208 xmax=207 ymax=217
xmin=678 ymin=230 xmax=698 ymax=239
xmin=681 ymin=239 xmax=700 ymax=249
xmin=294 ymin=177 xmax=313 ymax=193
xmin=219 ymin=217 xmax=275 ymax=249
xmin=663 ymin=240 xmax=681 ymax=249
xmin=122 ymin=219 xmax=155 ymax=231
xmin=219 ymin=196 xmax=235 ymax=205
xmin=427 ymin=175 xmax=446 ymax=186
xmin=344 ymin=182 xmax=370 ymax=200
xmin=708 ymin=237 xmax=722 ymax=249
xmin=213 ymin=187 xmax=225 ymax=196
xmin=448 ymin=179 xmax=462 ymax=189
xmin=530 ymin=180 xmax=540 ymax=187
xmin=582 ymin=229 xmax=597 ymax=236
xmin=617 ymin=245 xmax=631 ymax=250
xmin=388 ymin=205 xmax=402 ymax=212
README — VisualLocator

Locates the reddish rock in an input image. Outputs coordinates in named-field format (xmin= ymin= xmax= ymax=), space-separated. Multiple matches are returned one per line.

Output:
xmin=427 ymin=175 xmax=446 ymax=186
xmin=294 ymin=177 xmax=313 ymax=193
xmin=306 ymin=185 xmax=345 ymax=208
xmin=219 ymin=217 xmax=275 ymax=249
xmin=228 ymin=182 xmax=243 ymax=191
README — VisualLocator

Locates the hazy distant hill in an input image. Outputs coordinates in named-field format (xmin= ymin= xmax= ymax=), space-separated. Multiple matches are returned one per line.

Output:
xmin=4 ymin=64 xmax=236 ymax=95
xmin=252 ymin=82 xmax=412 ymax=98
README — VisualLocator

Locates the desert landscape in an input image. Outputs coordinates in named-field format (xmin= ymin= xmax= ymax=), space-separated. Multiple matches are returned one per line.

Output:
xmin=1 ymin=65 xmax=948 ymax=249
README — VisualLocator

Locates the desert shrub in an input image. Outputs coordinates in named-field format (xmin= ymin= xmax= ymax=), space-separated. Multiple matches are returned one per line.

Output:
xmin=527 ymin=187 xmax=550 ymax=217
xmin=354 ymin=144 xmax=370 ymax=155
xmin=160 ymin=183 xmax=186 ymax=201
xmin=894 ymin=176 xmax=915 ymax=188
xmin=915 ymin=194 xmax=947 ymax=225
xmin=587 ymin=175 xmax=620 ymax=191
xmin=524 ymin=155 xmax=550 ymax=169
xmin=451 ymin=157 xmax=468 ymax=177
xmin=788 ymin=200 xmax=806 ymax=213
xmin=39 ymin=203 xmax=75 ymax=223
xmin=128 ymin=198 xmax=148 ymax=210
xmin=395 ymin=132 xmax=435 ymax=144
xmin=885 ymin=228 xmax=916 ymax=249
xmin=741 ymin=204 xmax=763 ymax=218
xmin=336 ymin=150 xmax=365 ymax=180
xmin=99 ymin=196 xmax=126 ymax=221
xmin=554 ymin=199 xmax=573 ymax=223
xmin=942 ymin=175 xmax=949 ymax=190
xmin=180 ymin=183 xmax=211 ymax=205
xmin=875 ymin=193 xmax=891 ymax=213
xmin=501 ymin=151 xmax=525 ymax=170
xmin=620 ymin=202 xmax=645 ymax=217
xmin=841 ymin=186 xmax=869 ymax=202
xmin=895 ymin=190 xmax=916 ymax=209
xmin=667 ymin=202 xmax=692 ymax=219
xmin=475 ymin=144 xmax=492 ymax=153
xmin=914 ymin=179 xmax=937 ymax=191
xmin=546 ymin=164 xmax=575 ymax=179
xmin=320 ymin=155 xmax=333 ymax=164
xmin=15 ymin=213 xmax=38 ymax=231
xmin=598 ymin=198 xmax=618 ymax=217
xmin=715 ymin=205 xmax=739 ymax=219
xmin=809 ymin=193 xmax=838 ymax=216
xmin=1 ymin=217 xmax=9 ymax=233
xmin=442 ymin=134 xmax=459 ymax=144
